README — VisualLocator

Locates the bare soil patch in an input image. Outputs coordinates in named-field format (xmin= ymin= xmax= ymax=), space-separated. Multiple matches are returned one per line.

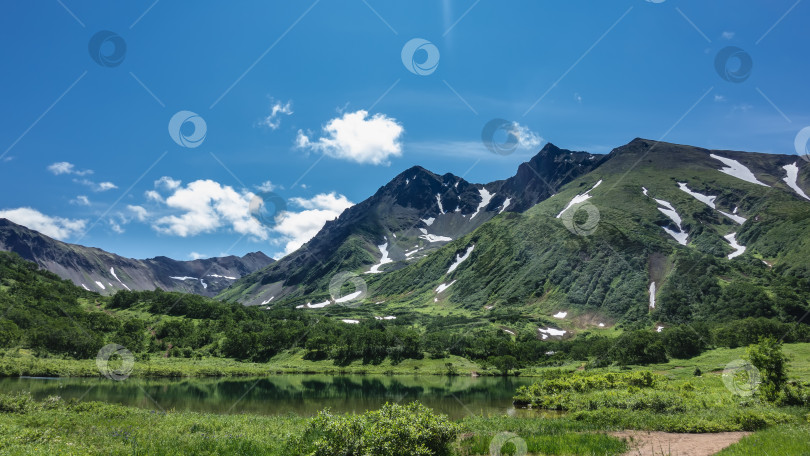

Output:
xmin=611 ymin=430 xmax=750 ymax=456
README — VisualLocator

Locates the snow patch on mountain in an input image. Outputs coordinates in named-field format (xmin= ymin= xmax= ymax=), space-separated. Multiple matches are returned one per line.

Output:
xmin=678 ymin=182 xmax=716 ymax=209
xmin=470 ymin=188 xmax=494 ymax=220
xmin=208 ymin=274 xmax=238 ymax=280
xmin=718 ymin=210 xmax=747 ymax=225
xmin=783 ymin=163 xmax=810 ymax=201
xmin=367 ymin=239 xmax=393 ymax=274
xmin=710 ymin=154 xmax=770 ymax=187
xmin=200 ymin=279 xmax=207 ymax=290
xmin=650 ymin=195 xmax=688 ymax=245
xmin=556 ymin=180 xmax=602 ymax=219
xmin=170 ymin=276 xmax=197 ymax=281
xmin=447 ymin=245 xmax=474 ymax=274
xmin=109 ymin=267 xmax=131 ymax=291
xmin=436 ymin=194 xmax=446 ymax=214
xmin=341 ymin=319 xmax=360 ymax=324
xmin=81 ymin=283 xmax=91 ymax=291
xmin=419 ymin=230 xmax=453 ymax=243
xmin=94 ymin=281 xmax=105 ymax=290
xmin=261 ymin=296 xmax=275 ymax=305
xmin=724 ymin=233 xmax=746 ymax=259
xmin=296 ymin=299 xmax=331 ymax=309
xmin=538 ymin=327 xmax=567 ymax=339
xmin=421 ymin=217 xmax=435 ymax=226
xmin=642 ymin=187 xmax=649 ymax=196
xmin=375 ymin=316 xmax=396 ymax=320
xmin=435 ymin=280 xmax=457 ymax=293
xmin=499 ymin=197 xmax=511 ymax=214
xmin=553 ymin=311 xmax=567 ymax=319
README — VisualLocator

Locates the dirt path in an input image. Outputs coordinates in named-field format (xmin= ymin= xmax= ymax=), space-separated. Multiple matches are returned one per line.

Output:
xmin=610 ymin=431 xmax=751 ymax=456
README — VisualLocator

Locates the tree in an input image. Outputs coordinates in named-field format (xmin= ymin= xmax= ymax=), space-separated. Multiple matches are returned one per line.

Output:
xmin=490 ymin=355 xmax=518 ymax=376
xmin=747 ymin=337 xmax=789 ymax=401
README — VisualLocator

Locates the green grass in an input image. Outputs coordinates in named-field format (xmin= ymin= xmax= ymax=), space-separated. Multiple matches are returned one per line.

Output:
xmin=0 ymin=349 xmax=489 ymax=378
xmin=717 ymin=423 xmax=810 ymax=455
xmin=0 ymin=394 xmax=629 ymax=456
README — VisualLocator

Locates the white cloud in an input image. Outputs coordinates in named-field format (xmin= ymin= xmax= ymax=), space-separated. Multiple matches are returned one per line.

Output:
xmin=109 ymin=220 xmax=125 ymax=234
xmin=75 ymin=179 xmax=118 ymax=192
xmin=296 ymin=110 xmax=404 ymax=165
xmin=145 ymin=190 xmax=164 ymax=203
xmin=189 ymin=252 xmax=208 ymax=260
xmin=272 ymin=192 xmax=353 ymax=256
xmin=260 ymin=100 xmax=293 ymax=130
xmin=714 ymin=94 xmax=727 ymax=103
xmin=47 ymin=162 xmax=92 ymax=176
xmin=574 ymin=92 xmax=582 ymax=103
xmin=71 ymin=195 xmax=90 ymax=206
xmin=155 ymin=176 xmax=182 ymax=190
xmin=255 ymin=180 xmax=277 ymax=192
xmin=721 ymin=31 xmax=735 ymax=40
xmin=151 ymin=179 xmax=267 ymax=239
xmin=0 ymin=207 xmax=86 ymax=240
xmin=127 ymin=205 xmax=149 ymax=222
xmin=509 ymin=122 xmax=543 ymax=150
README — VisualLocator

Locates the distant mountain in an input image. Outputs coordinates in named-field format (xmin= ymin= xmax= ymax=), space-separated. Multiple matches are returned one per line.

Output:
xmin=225 ymin=138 xmax=810 ymax=331
xmin=219 ymin=143 xmax=603 ymax=305
xmin=0 ymin=218 xmax=273 ymax=296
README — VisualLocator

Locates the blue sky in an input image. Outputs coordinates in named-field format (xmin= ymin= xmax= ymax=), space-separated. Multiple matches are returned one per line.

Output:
xmin=0 ymin=0 xmax=807 ymax=260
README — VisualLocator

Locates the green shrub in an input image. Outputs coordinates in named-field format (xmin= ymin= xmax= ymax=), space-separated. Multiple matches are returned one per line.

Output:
xmin=300 ymin=402 xmax=458 ymax=456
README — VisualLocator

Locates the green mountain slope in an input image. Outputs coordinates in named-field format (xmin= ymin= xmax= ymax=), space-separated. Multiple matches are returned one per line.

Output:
xmin=272 ymin=139 xmax=810 ymax=332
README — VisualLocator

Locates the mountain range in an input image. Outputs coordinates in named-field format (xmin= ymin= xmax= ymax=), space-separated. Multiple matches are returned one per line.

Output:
xmin=2 ymin=138 xmax=809 ymax=330
xmin=0 ymin=218 xmax=273 ymax=297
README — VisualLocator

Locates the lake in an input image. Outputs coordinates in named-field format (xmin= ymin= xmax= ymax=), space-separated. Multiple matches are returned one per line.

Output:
xmin=0 ymin=375 xmax=538 ymax=420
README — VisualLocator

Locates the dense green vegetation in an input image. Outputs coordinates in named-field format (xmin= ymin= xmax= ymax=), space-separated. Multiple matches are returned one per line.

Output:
xmin=2 ymin=250 xmax=810 ymax=380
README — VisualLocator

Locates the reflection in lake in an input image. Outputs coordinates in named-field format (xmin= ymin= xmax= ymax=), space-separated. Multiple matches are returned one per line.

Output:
xmin=1 ymin=375 xmax=537 ymax=420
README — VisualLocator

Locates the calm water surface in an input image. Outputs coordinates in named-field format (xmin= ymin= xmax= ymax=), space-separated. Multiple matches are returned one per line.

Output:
xmin=0 ymin=375 xmax=538 ymax=419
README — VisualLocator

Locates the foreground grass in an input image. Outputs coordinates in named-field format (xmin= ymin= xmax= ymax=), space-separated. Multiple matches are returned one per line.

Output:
xmin=0 ymin=349 xmax=485 ymax=378
xmin=718 ymin=423 xmax=810 ymax=455
xmin=0 ymin=394 xmax=627 ymax=456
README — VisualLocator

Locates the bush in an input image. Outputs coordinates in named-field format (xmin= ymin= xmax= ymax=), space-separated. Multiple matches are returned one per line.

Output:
xmin=747 ymin=337 xmax=789 ymax=402
xmin=299 ymin=402 xmax=457 ymax=456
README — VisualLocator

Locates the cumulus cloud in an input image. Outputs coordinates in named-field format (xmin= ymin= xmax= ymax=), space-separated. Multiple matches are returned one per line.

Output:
xmin=296 ymin=110 xmax=404 ymax=165
xmin=509 ymin=122 xmax=543 ymax=150
xmin=127 ymin=205 xmax=149 ymax=222
xmin=260 ymin=100 xmax=293 ymax=130
xmin=721 ymin=31 xmax=735 ymax=40
xmin=151 ymin=179 xmax=267 ymax=239
xmin=189 ymin=252 xmax=208 ymax=260
xmin=71 ymin=195 xmax=90 ymax=206
xmin=47 ymin=162 xmax=92 ymax=176
xmin=255 ymin=181 xmax=277 ymax=192
xmin=714 ymin=94 xmax=727 ymax=103
xmin=75 ymin=179 xmax=118 ymax=192
xmin=155 ymin=176 xmax=182 ymax=190
xmin=0 ymin=207 xmax=86 ymax=240
xmin=272 ymin=192 xmax=353 ymax=256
